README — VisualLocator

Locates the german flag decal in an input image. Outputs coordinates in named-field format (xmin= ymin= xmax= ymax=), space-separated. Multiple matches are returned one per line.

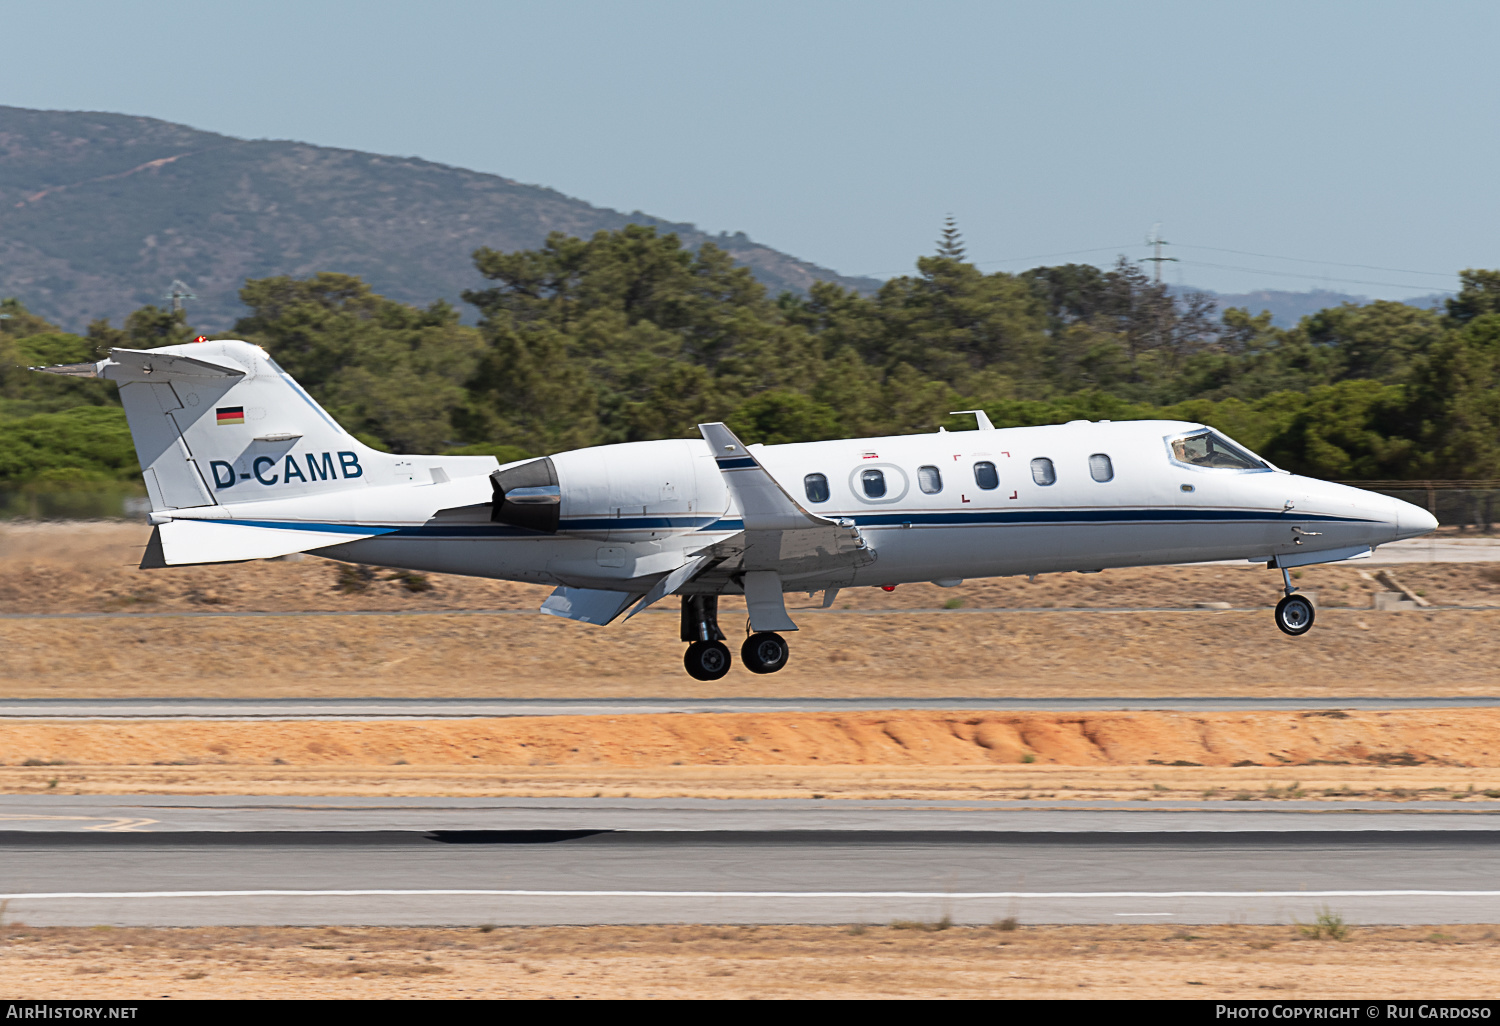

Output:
xmin=216 ymin=407 xmax=245 ymax=426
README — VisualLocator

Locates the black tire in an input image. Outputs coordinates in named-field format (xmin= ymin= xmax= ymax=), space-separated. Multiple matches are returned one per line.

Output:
xmin=684 ymin=640 xmax=732 ymax=681
xmin=740 ymin=632 xmax=790 ymax=674
xmin=1275 ymin=594 xmax=1316 ymax=636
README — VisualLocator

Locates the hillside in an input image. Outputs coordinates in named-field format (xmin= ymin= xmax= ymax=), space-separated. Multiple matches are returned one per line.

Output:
xmin=0 ymin=106 xmax=878 ymax=330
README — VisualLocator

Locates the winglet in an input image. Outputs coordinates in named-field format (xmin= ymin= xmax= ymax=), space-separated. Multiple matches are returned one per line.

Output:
xmin=950 ymin=410 xmax=995 ymax=431
xmin=698 ymin=422 xmax=832 ymax=531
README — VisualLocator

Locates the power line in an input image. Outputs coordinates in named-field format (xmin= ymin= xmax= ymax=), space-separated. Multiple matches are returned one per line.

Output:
xmin=1180 ymin=259 xmax=1455 ymax=294
xmin=1173 ymin=244 xmax=1456 ymax=279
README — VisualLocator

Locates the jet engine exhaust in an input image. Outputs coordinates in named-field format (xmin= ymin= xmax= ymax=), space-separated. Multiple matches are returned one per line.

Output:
xmin=491 ymin=458 xmax=561 ymax=533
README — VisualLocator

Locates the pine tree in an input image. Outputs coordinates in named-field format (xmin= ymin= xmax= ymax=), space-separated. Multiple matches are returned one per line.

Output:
xmin=936 ymin=215 xmax=966 ymax=260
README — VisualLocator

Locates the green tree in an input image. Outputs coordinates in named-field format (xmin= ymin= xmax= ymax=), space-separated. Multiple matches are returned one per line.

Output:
xmin=1405 ymin=313 xmax=1500 ymax=478
xmin=463 ymin=226 xmax=793 ymax=450
xmin=1445 ymin=269 xmax=1500 ymax=327
xmin=0 ymin=406 xmax=139 ymax=485
xmin=234 ymin=273 xmax=484 ymax=452
xmin=1300 ymin=300 xmax=1443 ymax=382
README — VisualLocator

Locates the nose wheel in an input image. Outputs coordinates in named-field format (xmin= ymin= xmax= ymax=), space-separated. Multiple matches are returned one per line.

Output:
xmin=741 ymin=632 xmax=790 ymax=674
xmin=1273 ymin=565 xmax=1315 ymax=636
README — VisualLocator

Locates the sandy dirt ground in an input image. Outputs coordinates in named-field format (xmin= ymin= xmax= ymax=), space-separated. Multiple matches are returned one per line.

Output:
xmin=3 ymin=523 xmax=1498 ymax=700
xmin=3 ymin=607 xmax=1498 ymax=699
xmin=3 ymin=923 xmax=1499 ymax=999
xmin=5 ymin=522 xmax=1499 ymax=614
xmin=6 ymin=710 xmax=1500 ymax=798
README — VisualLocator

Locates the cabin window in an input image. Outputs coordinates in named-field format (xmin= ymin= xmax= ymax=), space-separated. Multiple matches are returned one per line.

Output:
xmin=973 ymin=461 xmax=999 ymax=490
xmin=1169 ymin=430 xmax=1265 ymax=470
xmin=803 ymin=473 xmax=830 ymax=503
xmin=1031 ymin=457 xmax=1056 ymax=486
xmin=860 ymin=468 xmax=887 ymax=498
xmin=1089 ymin=453 xmax=1114 ymax=483
xmin=918 ymin=465 xmax=943 ymax=494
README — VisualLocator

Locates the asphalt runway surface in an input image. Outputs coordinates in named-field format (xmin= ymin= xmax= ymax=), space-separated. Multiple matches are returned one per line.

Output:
xmin=2 ymin=797 xmax=1498 ymax=927
xmin=3 ymin=696 xmax=1498 ymax=719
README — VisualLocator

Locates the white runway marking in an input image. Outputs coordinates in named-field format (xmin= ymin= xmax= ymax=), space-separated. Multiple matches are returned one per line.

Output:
xmin=7 ymin=889 xmax=1500 ymax=901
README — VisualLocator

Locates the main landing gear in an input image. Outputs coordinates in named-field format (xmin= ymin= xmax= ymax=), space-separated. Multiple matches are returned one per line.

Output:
xmin=680 ymin=595 xmax=791 ymax=679
xmin=741 ymin=632 xmax=790 ymax=674
xmin=1274 ymin=565 xmax=1315 ymax=637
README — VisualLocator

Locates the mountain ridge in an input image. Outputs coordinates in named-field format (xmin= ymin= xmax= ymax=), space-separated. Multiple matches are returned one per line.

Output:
xmin=0 ymin=105 xmax=880 ymax=330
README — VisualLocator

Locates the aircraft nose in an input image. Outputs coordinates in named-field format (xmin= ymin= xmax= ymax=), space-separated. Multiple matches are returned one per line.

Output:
xmin=1394 ymin=497 xmax=1439 ymax=540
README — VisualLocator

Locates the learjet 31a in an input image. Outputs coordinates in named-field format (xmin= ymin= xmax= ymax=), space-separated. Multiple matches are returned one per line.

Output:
xmin=38 ymin=339 xmax=1439 ymax=680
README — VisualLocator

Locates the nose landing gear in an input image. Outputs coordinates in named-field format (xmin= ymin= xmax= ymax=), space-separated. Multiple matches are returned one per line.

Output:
xmin=1273 ymin=565 xmax=1315 ymax=636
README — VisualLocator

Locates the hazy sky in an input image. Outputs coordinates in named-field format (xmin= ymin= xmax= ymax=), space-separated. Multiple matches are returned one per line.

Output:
xmin=4 ymin=0 xmax=1497 ymax=299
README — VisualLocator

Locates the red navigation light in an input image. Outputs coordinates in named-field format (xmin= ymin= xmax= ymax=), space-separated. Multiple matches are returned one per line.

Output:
xmin=880 ymin=584 xmax=896 ymax=592
xmin=193 ymin=335 xmax=208 ymax=343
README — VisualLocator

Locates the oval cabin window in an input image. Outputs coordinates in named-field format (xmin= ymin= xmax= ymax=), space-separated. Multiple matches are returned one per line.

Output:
xmin=1031 ymin=457 xmax=1056 ymax=486
xmin=1089 ymin=453 xmax=1114 ymax=482
xmin=918 ymin=465 xmax=943 ymax=494
xmin=973 ymin=461 xmax=999 ymax=490
xmin=860 ymin=468 xmax=887 ymax=498
xmin=804 ymin=473 xmax=830 ymax=503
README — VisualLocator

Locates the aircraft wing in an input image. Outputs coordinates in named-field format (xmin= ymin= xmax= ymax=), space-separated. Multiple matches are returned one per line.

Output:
xmin=698 ymin=422 xmax=833 ymax=531
xmin=696 ymin=422 xmax=875 ymax=580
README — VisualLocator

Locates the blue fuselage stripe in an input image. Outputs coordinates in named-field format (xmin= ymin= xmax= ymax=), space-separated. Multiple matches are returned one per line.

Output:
xmin=212 ymin=507 xmax=1377 ymax=541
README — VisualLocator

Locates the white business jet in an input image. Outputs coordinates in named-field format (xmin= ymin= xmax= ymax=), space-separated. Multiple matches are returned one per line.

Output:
xmin=39 ymin=339 xmax=1438 ymax=680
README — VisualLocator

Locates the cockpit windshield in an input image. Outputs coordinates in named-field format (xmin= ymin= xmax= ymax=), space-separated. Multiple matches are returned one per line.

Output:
xmin=1168 ymin=430 xmax=1267 ymax=471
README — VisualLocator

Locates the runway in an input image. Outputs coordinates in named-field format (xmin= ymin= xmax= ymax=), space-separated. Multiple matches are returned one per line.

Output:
xmin=3 ymin=696 xmax=1498 ymax=719
xmin=3 ymin=797 xmax=1497 ymax=927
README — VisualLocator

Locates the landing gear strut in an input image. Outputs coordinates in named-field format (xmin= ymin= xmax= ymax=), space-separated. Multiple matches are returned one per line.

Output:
xmin=1274 ymin=565 xmax=1315 ymax=637
xmin=681 ymin=595 xmax=731 ymax=681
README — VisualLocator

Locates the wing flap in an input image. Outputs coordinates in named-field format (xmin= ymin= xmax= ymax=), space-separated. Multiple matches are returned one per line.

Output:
xmin=539 ymin=586 xmax=640 ymax=626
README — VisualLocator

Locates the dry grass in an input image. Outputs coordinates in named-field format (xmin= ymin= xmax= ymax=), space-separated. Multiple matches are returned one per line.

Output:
xmin=2 ymin=922 xmax=1498 ymax=999
xmin=3 ymin=608 xmax=1500 ymax=700
xmin=2 ymin=522 xmax=1498 ymax=700
xmin=5 ymin=522 xmax=1500 ymax=615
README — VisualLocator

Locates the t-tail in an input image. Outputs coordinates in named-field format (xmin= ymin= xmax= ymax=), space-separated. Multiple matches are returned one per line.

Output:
xmin=36 ymin=340 xmax=498 ymax=567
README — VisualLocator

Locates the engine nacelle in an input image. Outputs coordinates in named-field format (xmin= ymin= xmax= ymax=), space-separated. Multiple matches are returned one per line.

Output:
xmin=490 ymin=457 xmax=560 ymax=533
xmin=490 ymin=439 xmax=728 ymax=537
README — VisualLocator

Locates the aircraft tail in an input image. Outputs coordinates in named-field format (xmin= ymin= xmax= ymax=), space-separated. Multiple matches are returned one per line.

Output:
xmin=42 ymin=339 xmax=409 ymax=511
xmin=36 ymin=339 xmax=496 ymax=564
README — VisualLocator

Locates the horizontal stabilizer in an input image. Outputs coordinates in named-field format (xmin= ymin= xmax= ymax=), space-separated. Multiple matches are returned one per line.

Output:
xmin=540 ymin=586 xmax=640 ymax=626
xmin=36 ymin=348 xmax=249 ymax=383
xmin=141 ymin=518 xmax=393 ymax=568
